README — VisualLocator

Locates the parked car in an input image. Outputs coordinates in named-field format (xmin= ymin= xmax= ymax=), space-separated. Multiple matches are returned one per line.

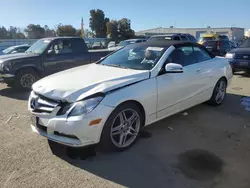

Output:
xmin=29 ymin=40 xmax=232 ymax=151
xmin=229 ymin=41 xmax=238 ymax=48
xmin=198 ymin=33 xmax=217 ymax=45
xmin=218 ymin=35 xmax=229 ymax=41
xmin=0 ymin=37 xmax=113 ymax=90
xmin=92 ymin=42 xmax=106 ymax=49
xmin=203 ymin=40 xmax=232 ymax=56
xmin=149 ymin=33 xmax=197 ymax=42
xmin=198 ymin=33 xmax=229 ymax=45
xmin=226 ymin=37 xmax=250 ymax=74
xmin=108 ymin=41 xmax=116 ymax=48
xmin=0 ymin=44 xmax=30 ymax=55
xmin=118 ymin=39 xmax=146 ymax=47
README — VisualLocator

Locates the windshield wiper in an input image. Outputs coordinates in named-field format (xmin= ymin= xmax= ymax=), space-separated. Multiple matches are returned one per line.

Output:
xmin=102 ymin=64 xmax=130 ymax=69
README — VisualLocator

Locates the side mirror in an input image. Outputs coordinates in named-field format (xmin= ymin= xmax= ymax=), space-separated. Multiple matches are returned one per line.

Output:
xmin=47 ymin=49 xmax=54 ymax=55
xmin=165 ymin=63 xmax=183 ymax=73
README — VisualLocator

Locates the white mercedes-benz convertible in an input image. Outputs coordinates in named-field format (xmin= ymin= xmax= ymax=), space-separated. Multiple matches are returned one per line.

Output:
xmin=29 ymin=41 xmax=232 ymax=151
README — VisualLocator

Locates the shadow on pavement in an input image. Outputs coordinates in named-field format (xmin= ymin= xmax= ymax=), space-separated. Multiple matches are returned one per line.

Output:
xmin=48 ymin=93 xmax=248 ymax=188
xmin=0 ymin=87 xmax=29 ymax=100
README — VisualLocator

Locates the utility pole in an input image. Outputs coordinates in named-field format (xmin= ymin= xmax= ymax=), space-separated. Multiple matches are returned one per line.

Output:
xmin=81 ymin=17 xmax=84 ymax=38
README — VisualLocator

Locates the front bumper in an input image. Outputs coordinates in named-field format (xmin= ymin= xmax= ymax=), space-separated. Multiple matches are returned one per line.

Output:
xmin=228 ymin=59 xmax=250 ymax=71
xmin=30 ymin=104 xmax=114 ymax=147
xmin=0 ymin=73 xmax=15 ymax=82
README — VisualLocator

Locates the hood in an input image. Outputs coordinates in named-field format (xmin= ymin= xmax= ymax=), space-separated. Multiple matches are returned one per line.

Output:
xmin=32 ymin=64 xmax=150 ymax=103
xmin=229 ymin=48 xmax=250 ymax=54
xmin=0 ymin=53 xmax=40 ymax=62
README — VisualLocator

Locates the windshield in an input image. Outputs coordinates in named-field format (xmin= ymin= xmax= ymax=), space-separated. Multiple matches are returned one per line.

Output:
xmin=218 ymin=35 xmax=229 ymax=40
xmin=26 ymin=39 xmax=51 ymax=54
xmin=149 ymin=36 xmax=173 ymax=41
xmin=2 ymin=46 xmax=15 ymax=54
xmin=99 ymin=45 xmax=166 ymax=70
xmin=239 ymin=38 xmax=250 ymax=48
xmin=119 ymin=41 xmax=136 ymax=46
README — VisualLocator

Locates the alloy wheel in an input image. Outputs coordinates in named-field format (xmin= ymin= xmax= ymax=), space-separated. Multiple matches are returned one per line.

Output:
xmin=20 ymin=74 xmax=36 ymax=88
xmin=110 ymin=108 xmax=140 ymax=148
xmin=215 ymin=80 xmax=226 ymax=104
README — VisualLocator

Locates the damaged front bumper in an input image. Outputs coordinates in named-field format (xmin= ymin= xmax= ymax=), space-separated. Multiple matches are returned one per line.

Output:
xmin=29 ymin=103 xmax=114 ymax=147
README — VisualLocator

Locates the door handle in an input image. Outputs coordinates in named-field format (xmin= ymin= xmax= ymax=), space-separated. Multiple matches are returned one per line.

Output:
xmin=196 ymin=69 xmax=201 ymax=73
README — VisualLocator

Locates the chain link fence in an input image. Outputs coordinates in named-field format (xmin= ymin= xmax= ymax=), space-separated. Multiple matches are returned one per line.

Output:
xmin=0 ymin=39 xmax=37 ymax=50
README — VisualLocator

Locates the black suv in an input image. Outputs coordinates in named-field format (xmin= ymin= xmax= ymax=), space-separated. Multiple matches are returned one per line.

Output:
xmin=148 ymin=33 xmax=197 ymax=42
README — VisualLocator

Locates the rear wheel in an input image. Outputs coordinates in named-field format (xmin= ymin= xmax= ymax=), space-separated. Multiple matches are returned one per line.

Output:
xmin=14 ymin=69 xmax=39 ymax=90
xmin=100 ymin=103 xmax=143 ymax=152
xmin=207 ymin=78 xmax=227 ymax=106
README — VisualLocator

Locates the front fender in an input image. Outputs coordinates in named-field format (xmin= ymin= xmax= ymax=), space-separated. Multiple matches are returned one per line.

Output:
xmin=101 ymin=78 xmax=157 ymax=125
xmin=13 ymin=58 xmax=43 ymax=75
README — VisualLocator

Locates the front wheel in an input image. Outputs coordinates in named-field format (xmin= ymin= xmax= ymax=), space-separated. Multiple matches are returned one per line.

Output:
xmin=100 ymin=103 xmax=143 ymax=152
xmin=14 ymin=68 xmax=39 ymax=90
xmin=207 ymin=78 xmax=227 ymax=106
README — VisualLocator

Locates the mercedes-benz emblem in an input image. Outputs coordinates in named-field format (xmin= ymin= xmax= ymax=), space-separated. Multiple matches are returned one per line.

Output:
xmin=31 ymin=97 xmax=38 ymax=110
xmin=243 ymin=56 xmax=248 ymax=59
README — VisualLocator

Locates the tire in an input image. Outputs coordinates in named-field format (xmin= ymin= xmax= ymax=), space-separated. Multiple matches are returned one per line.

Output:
xmin=100 ymin=103 xmax=143 ymax=152
xmin=14 ymin=68 xmax=39 ymax=91
xmin=207 ymin=78 xmax=227 ymax=106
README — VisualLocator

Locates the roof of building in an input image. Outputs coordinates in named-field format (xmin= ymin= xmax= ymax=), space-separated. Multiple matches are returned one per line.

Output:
xmin=137 ymin=27 xmax=245 ymax=33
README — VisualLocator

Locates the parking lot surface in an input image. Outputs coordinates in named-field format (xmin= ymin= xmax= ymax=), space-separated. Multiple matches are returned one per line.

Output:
xmin=0 ymin=74 xmax=250 ymax=188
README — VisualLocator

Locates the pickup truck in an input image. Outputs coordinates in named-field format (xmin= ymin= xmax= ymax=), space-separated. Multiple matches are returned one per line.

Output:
xmin=225 ymin=38 xmax=250 ymax=74
xmin=0 ymin=37 xmax=113 ymax=90
xmin=203 ymin=40 xmax=232 ymax=56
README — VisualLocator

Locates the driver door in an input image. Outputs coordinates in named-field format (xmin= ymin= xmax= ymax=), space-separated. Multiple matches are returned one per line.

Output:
xmin=43 ymin=39 xmax=75 ymax=76
xmin=156 ymin=45 xmax=200 ymax=119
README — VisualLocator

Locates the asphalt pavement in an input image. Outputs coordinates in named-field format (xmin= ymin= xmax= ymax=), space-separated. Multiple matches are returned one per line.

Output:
xmin=0 ymin=73 xmax=250 ymax=188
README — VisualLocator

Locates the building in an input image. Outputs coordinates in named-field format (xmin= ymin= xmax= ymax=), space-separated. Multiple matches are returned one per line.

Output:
xmin=136 ymin=27 xmax=245 ymax=41
xmin=245 ymin=29 xmax=250 ymax=37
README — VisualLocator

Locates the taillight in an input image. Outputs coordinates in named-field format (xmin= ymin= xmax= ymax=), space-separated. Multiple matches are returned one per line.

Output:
xmin=217 ymin=41 xmax=221 ymax=50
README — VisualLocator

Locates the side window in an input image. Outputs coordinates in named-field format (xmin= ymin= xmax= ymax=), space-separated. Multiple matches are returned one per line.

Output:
xmin=18 ymin=47 xmax=29 ymax=52
xmin=173 ymin=36 xmax=180 ymax=41
xmin=180 ymin=36 xmax=188 ymax=41
xmin=193 ymin=47 xmax=212 ymax=63
xmin=51 ymin=39 xmax=73 ymax=55
xmin=187 ymin=35 xmax=196 ymax=42
xmin=166 ymin=46 xmax=196 ymax=66
xmin=72 ymin=38 xmax=88 ymax=53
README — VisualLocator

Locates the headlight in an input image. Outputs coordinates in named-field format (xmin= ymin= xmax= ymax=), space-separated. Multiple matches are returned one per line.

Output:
xmin=0 ymin=61 xmax=11 ymax=72
xmin=69 ymin=96 xmax=104 ymax=116
xmin=225 ymin=53 xmax=235 ymax=59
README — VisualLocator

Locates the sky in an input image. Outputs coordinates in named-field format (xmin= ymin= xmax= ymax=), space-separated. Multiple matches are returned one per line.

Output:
xmin=0 ymin=0 xmax=249 ymax=32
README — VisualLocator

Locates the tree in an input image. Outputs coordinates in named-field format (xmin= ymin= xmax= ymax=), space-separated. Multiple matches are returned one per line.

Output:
xmin=89 ymin=9 xmax=109 ymax=37
xmin=106 ymin=20 xmax=118 ymax=41
xmin=75 ymin=29 xmax=81 ymax=37
xmin=0 ymin=26 xmax=8 ymax=39
xmin=25 ymin=24 xmax=45 ymax=39
xmin=118 ymin=18 xmax=135 ymax=40
xmin=56 ymin=24 xmax=76 ymax=36
xmin=44 ymin=25 xmax=56 ymax=37
xmin=84 ymin=29 xmax=94 ymax=38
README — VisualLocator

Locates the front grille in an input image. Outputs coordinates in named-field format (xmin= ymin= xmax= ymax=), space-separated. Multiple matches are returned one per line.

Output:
xmin=30 ymin=93 xmax=59 ymax=115
xmin=235 ymin=54 xmax=250 ymax=60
